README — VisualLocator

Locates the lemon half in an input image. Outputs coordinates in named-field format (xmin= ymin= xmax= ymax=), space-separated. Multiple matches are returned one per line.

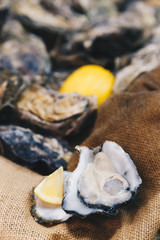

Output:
xmin=60 ymin=65 xmax=115 ymax=107
xmin=34 ymin=167 xmax=64 ymax=204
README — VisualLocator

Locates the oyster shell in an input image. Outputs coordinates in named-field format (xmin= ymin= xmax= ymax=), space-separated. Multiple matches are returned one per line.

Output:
xmin=0 ymin=20 xmax=51 ymax=76
xmin=0 ymin=125 xmax=73 ymax=175
xmin=82 ymin=2 xmax=155 ymax=57
xmin=62 ymin=141 xmax=142 ymax=216
xmin=0 ymin=69 xmax=25 ymax=109
xmin=50 ymin=2 xmax=156 ymax=69
xmin=62 ymin=146 xmax=104 ymax=216
xmin=31 ymin=171 xmax=72 ymax=224
xmin=11 ymin=0 xmax=87 ymax=50
xmin=14 ymin=84 xmax=97 ymax=136
xmin=114 ymin=26 xmax=160 ymax=92
xmin=0 ymin=0 xmax=10 ymax=30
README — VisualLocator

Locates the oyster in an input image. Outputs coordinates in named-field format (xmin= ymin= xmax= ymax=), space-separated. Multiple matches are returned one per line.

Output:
xmin=0 ymin=69 xmax=25 ymax=109
xmin=11 ymin=0 xmax=87 ymax=50
xmin=0 ymin=20 xmax=51 ymax=76
xmin=0 ymin=125 xmax=73 ymax=175
xmin=0 ymin=0 xmax=10 ymax=30
xmin=62 ymin=141 xmax=142 ymax=216
xmin=114 ymin=26 xmax=160 ymax=92
xmin=31 ymin=171 xmax=72 ymax=224
xmin=82 ymin=2 xmax=155 ymax=57
xmin=14 ymin=84 xmax=97 ymax=136
xmin=50 ymin=2 xmax=156 ymax=69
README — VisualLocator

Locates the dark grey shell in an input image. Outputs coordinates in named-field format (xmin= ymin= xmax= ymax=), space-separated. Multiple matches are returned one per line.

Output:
xmin=30 ymin=189 xmax=66 ymax=226
xmin=50 ymin=2 xmax=156 ymax=69
xmin=0 ymin=125 xmax=73 ymax=175
xmin=0 ymin=20 xmax=51 ymax=76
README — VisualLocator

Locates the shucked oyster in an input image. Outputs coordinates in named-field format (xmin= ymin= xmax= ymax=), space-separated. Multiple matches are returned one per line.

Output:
xmin=62 ymin=141 xmax=142 ymax=216
xmin=0 ymin=125 xmax=73 ymax=175
xmin=31 ymin=171 xmax=72 ymax=224
xmin=15 ymin=84 xmax=97 ymax=136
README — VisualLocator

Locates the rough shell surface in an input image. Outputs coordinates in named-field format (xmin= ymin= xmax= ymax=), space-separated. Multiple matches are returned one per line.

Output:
xmin=0 ymin=125 xmax=73 ymax=175
xmin=0 ymin=20 xmax=51 ymax=76
xmin=14 ymin=84 xmax=97 ymax=136
xmin=62 ymin=142 xmax=142 ymax=216
xmin=0 ymin=69 xmax=25 ymax=109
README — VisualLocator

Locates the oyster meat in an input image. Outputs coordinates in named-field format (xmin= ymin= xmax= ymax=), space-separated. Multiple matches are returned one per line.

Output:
xmin=14 ymin=84 xmax=97 ymax=136
xmin=31 ymin=141 xmax=142 ymax=224
xmin=0 ymin=125 xmax=73 ymax=175
xmin=0 ymin=0 xmax=10 ymax=30
xmin=62 ymin=141 xmax=142 ymax=215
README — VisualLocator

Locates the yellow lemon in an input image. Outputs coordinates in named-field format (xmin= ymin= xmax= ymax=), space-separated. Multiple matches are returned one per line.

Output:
xmin=60 ymin=65 xmax=115 ymax=107
xmin=34 ymin=166 xmax=63 ymax=204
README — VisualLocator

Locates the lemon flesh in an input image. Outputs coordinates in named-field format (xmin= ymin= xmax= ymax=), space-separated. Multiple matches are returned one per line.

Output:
xmin=60 ymin=65 xmax=115 ymax=107
xmin=34 ymin=166 xmax=64 ymax=204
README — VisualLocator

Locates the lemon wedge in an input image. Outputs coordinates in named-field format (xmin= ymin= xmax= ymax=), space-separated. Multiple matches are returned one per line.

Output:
xmin=60 ymin=65 xmax=115 ymax=107
xmin=34 ymin=166 xmax=64 ymax=204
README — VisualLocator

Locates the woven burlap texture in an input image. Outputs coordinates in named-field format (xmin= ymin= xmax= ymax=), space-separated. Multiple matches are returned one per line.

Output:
xmin=1 ymin=66 xmax=160 ymax=239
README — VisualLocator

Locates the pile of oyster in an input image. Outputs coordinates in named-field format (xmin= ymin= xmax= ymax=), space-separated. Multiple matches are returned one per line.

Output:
xmin=0 ymin=2 xmax=159 ymax=182
xmin=1 ymin=0 xmax=157 ymax=224
xmin=31 ymin=141 xmax=142 ymax=224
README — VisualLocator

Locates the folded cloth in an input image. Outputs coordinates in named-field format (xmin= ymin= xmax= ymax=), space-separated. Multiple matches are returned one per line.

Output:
xmin=0 ymin=66 xmax=160 ymax=239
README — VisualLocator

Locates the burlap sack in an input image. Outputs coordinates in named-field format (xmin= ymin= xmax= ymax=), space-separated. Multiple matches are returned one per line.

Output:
xmin=0 ymin=66 xmax=160 ymax=239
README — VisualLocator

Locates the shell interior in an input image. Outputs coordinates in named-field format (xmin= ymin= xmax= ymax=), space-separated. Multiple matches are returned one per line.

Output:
xmin=62 ymin=141 xmax=142 ymax=216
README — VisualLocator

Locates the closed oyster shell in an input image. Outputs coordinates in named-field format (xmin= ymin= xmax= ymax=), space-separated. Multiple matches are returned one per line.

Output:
xmin=50 ymin=2 xmax=156 ymax=69
xmin=0 ymin=20 xmax=51 ymax=76
xmin=11 ymin=0 xmax=87 ymax=50
xmin=0 ymin=0 xmax=10 ymax=30
xmin=114 ymin=26 xmax=160 ymax=92
xmin=0 ymin=125 xmax=73 ymax=175
xmin=0 ymin=69 xmax=25 ymax=109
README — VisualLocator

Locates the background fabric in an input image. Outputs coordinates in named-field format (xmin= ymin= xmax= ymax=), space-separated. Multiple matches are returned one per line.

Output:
xmin=1 ymin=66 xmax=160 ymax=239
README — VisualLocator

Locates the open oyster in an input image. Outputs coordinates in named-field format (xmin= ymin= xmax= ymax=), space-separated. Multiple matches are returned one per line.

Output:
xmin=0 ymin=125 xmax=73 ymax=175
xmin=14 ymin=84 xmax=97 ymax=136
xmin=0 ymin=69 xmax=25 ymax=109
xmin=31 ymin=171 xmax=72 ymax=225
xmin=62 ymin=141 xmax=142 ymax=216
